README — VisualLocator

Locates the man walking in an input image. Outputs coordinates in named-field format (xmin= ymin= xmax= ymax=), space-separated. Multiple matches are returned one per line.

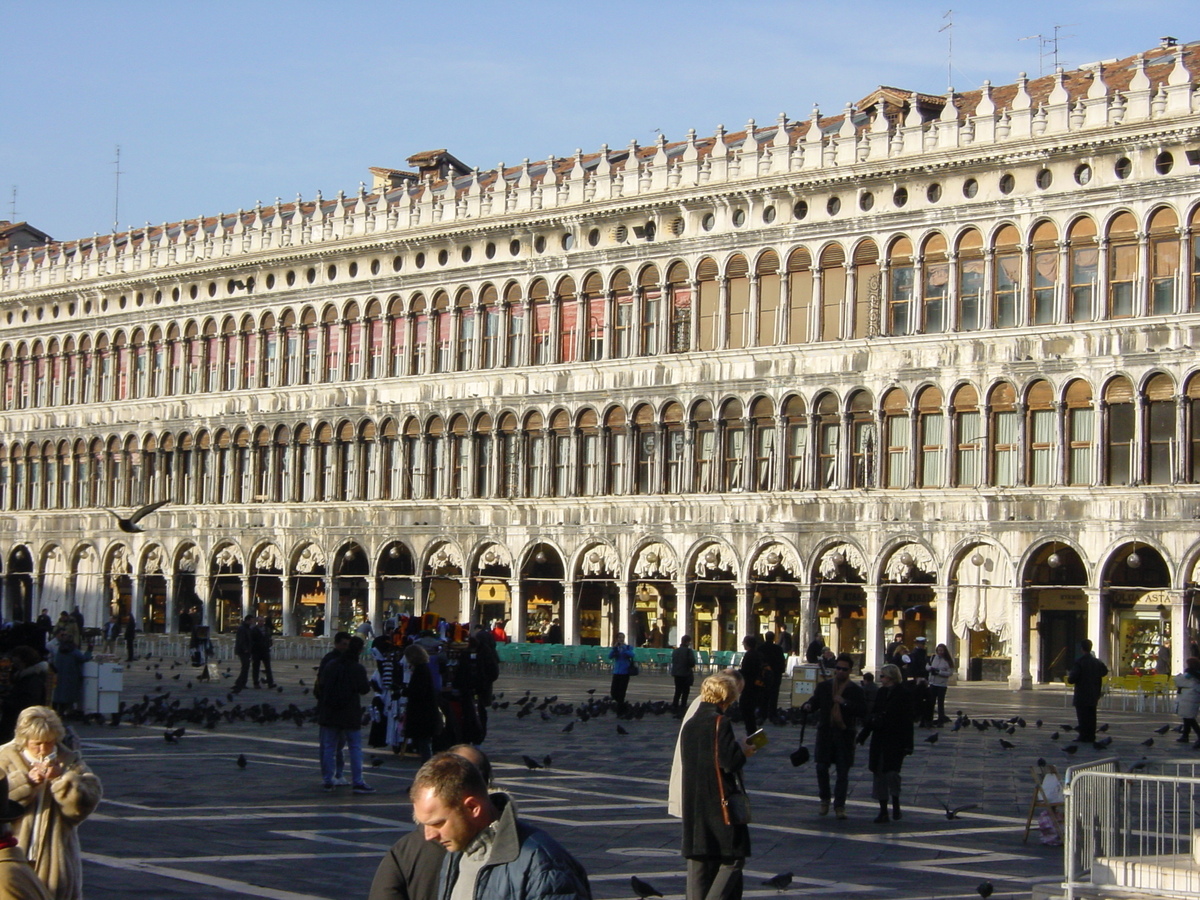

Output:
xmin=1067 ymin=639 xmax=1109 ymax=743
xmin=738 ymin=635 xmax=767 ymax=735
xmin=760 ymin=631 xmax=787 ymax=717
xmin=408 ymin=752 xmax=591 ymax=899
xmin=251 ymin=616 xmax=276 ymax=689
xmin=232 ymin=614 xmax=254 ymax=691
xmin=801 ymin=652 xmax=867 ymax=819
xmin=315 ymin=635 xmax=374 ymax=793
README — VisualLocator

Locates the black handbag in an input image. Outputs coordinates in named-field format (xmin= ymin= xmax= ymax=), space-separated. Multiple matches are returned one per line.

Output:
xmin=715 ymin=715 xmax=752 ymax=824
xmin=790 ymin=718 xmax=810 ymax=767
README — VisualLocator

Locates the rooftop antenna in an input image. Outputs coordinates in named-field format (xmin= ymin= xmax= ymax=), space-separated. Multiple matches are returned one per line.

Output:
xmin=112 ymin=144 xmax=123 ymax=233
xmin=939 ymin=9 xmax=954 ymax=91
xmin=7 ymin=186 xmax=15 ymax=222
xmin=1020 ymin=24 xmax=1076 ymax=75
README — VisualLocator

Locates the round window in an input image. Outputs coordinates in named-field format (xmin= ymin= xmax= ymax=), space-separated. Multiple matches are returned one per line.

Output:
xmin=762 ymin=205 xmax=776 ymax=224
xmin=701 ymin=213 xmax=715 ymax=231
xmin=1035 ymin=168 xmax=1052 ymax=189
xmin=962 ymin=178 xmax=978 ymax=199
xmin=826 ymin=196 xmax=841 ymax=216
xmin=1114 ymin=157 xmax=1132 ymax=180
xmin=926 ymin=183 xmax=942 ymax=203
xmin=998 ymin=173 xmax=1015 ymax=194
xmin=792 ymin=200 xmax=809 ymax=220
xmin=732 ymin=209 xmax=746 ymax=227
xmin=1074 ymin=164 xmax=1092 ymax=186
xmin=1155 ymin=151 xmax=1174 ymax=175
xmin=859 ymin=191 xmax=874 ymax=211
xmin=893 ymin=188 xmax=908 ymax=208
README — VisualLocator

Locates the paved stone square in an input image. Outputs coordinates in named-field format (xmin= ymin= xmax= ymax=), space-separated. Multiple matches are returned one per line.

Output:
xmin=65 ymin=659 xmax=1186 ymax=899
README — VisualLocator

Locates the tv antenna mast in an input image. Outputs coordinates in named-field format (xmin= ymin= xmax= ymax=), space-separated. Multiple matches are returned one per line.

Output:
xmin=112 ymin=145 xmax=123 ymax=233
xmin=939 ymin=10 xmax=955 ymax=91
xmin=1020 ymin=24 xmax=1076 ymax=75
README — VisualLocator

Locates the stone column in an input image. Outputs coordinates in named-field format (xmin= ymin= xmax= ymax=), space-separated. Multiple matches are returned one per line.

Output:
xmin=368 ymin=576 xmax=380 ymax=633
xmin=163 ymin=575 xmax=176 ymax=635
xmin=1008 ymin=588 xmax=1031 ymax=689
xmin=241 ymin=575 xmax=252 ymax=618
xmin=509 ymin=578 xmax=524 ymax=645
xmin=562 ymin=581 xmax=577 ymax=646
xmin=1170 ymin=588 xmax=1187 ymax=674
xmin=866 ymin=584 xmax=884 ymax=671
xmin=734 ymin=582 xmax=750 ymax=643
xmin=280 ymin=576 xmax=294 ymax=636
xmin=323 ymin=576 xmax=335 ymax=636
xmin=1087 ymin=587 xmax=1106 ymax=663
xmin=130 ymin=575 xmax=145 ymax=631
xmin=194 ymin=575 xmax=211 ymax=628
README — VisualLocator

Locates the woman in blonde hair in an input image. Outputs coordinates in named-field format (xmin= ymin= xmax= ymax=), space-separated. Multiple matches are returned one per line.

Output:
xmin=0 ymin=706 xmax=102 ymax=899
xmin=679 ymin=674 xmax=757 ymax=900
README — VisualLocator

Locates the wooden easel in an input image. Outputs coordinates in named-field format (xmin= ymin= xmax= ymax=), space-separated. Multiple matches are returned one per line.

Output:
xmin=1022 ymin=764 xmax=1064 ymax=843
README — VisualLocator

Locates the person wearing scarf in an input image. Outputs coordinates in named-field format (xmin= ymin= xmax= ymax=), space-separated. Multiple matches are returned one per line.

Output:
xmin=800 ymin=653 xmax=867 ymax=819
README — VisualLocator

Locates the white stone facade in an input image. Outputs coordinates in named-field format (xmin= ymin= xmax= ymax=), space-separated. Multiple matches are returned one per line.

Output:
xmin=3 ymin=41 xmax=1200 ymax=686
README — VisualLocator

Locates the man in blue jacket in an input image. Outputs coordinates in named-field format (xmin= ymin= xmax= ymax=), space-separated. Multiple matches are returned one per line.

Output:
xmin=410 ymin=752 xmax=591 ymax=900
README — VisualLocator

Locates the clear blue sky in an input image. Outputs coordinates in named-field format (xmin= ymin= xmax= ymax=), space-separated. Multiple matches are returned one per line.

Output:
xmin=3 ymin=0 xmax=1194 ymax=243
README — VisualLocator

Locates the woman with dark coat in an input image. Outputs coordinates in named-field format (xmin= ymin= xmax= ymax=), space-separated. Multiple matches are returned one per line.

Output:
xmin=401 ymin=644 xmax=440 ymax=761
xmin=857 ymin=664 xmax=914 ymax=823
xmin=680 ymin=673 xmax=757 ymax=900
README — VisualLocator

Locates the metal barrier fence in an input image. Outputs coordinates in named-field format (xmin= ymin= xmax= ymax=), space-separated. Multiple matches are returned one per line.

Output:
xmin=1064 ymin=758 xmax=1200 ymax=900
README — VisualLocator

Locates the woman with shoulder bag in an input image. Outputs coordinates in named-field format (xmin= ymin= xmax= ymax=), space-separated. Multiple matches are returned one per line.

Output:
xmin=927 ymin=644 xmax=955 ymax=725
xmin=680 ymin=673 xmax=757 ymax=900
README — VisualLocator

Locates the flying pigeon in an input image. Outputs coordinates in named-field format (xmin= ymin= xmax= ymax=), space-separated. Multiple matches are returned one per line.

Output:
xmin=104 ymin=499 xmax=169 ymax=534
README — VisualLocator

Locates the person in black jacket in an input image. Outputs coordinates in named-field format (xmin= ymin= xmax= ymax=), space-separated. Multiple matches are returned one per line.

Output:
xmin=316 ymin=636 xmax=373 ymax=793
xmin=669 ymin=635 xmax=697 ymax=712
xmin=856 ymin=664 xmax=913 ymax=823
xmin=231 ymin=615 xmax=254 ymax=691
xmin=680 ymin=673 xmax=757 ymax=900
xmin=737 ymin=635 xmax=767 ymax=735
xmin=402 ymin=644 xmax=440 ymax=762
xmin=905 ymin=636 xmax=932 ymax=726
xmin=759 ymin=632 xmax=787 ymax=717
xmin=801 ymin=653 xmax=868 ymax=819
xmin=367 ymin=744 xmax=491 ymax=900
xmin=1067 ymin=639 xmax=1109 ymax=742
xmin=250 ymin=616 xmax=276 ymax=689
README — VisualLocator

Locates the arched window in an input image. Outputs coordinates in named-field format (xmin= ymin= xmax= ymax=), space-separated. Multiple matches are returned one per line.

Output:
xmin=887 ymin=237 xmax=914 ymax=335
xmin=344 ymin=302 xmax=363 ymax=381
xmin=411 ymin=295 xmax=429 ymax=375
xmin=1146 ymin=373 xmax=1176 ymax=484
xmin=751 ymin=253 xmax=780 ymax=347
xmin=1191 ymin=206 xmax=1200 ymax=312
xmin=364 ymin=301 xmax=384 ymax=379
xmin=851 ymin=241 xmax=879 ymax=340
xmin=213 ymin=430 xmax=231 ymax=503
xmin=612 ymin=269 xmax=634 ymax=358
xmin=993 ymin=225 xmax=1021 ymax=328
xmin=202 ymin=320 xmax=220 ymax=392
xmin=783 ymin=395 xmax=808 ymax=490
xmin=1030 ymin=221 xmax=1059 ymax=325
xmin=504 ymin=283 xmax=525 ymax=367
xmin=455 ymin=291 xmax=474 ymax=371
xmin=334 ymin=421 xmax=356 ymax=500
xmin=280 ymin=311 xmax=299 ymax=385
xmin=639 ymin=266 xmax=661 ymax=356
xmin=50 ymin=339 xmax=65 ymax=406
xmin=1107 ymin=212 xmax=1138 ymax=318
xmin=605 ymin=407 xmax=628 ymax=494
xmin=696 ymin=259 xmax=719 ymax=352
xmin=1104 ymin=377 xmax=1135 ymax=485
xmin=726 ymin=255 xmax=750 ymax=351
xmin=403 ymin=419 xmax=424 ymax=500
xmin=581 ymin=272 xmax=606 ymax=361
xmin=1148 ymin=207 xmax=1180 ymax=314
xmin=530 ymin=280 xmax=552 ymax=365
xmin=577 ymin=410 xmax=600 ymax=496
xmin=849 ymin=390 xmax=875 ymax=488
xmin=1187 ymin=374 xmax=1200 ymax=482
xmin=498 ymin=413 xmax=519 ymax=498
xmin=479 ymin=285 xmax=499 ymax=369
xmin=378 ymin=419 xmax=397 ymax=500
xmin=1026 ymin=380 xmax=1056 ymax=486
xmin=294 ymin=424 xmax=313 ymax=501
xmin=387 ymin=296 xmax=406 ymax=377
xmin=359 ymin=420 xmax=378 ymax=500
xmin=750 ymin=396 xmax=775 ymax=490
xmin=1068 ymin=217 xmax=1098 ymax=323
xmin=431 ymin=292 xmax=451 ymax=373
xmin=957 ymin=230 xmax=985 ymax=331
xmin=922 ymin=234 xmax=949 ymax=334
xmin=917 ymin=386 xmax=946 ymax=486
xmin=952 ymin=384 xmax=982 ymax=486
xmin=426 ymin=417 xmax=445 ymax=498
xmin=523 ymin=412 xmax=545 ymax=498
xmin=238 ymin=315 xmax=257 ymax=389
xmin=223 ymin=317 xmax=240 ymax=390
xmin=882 ymin=388 xmax=909 ymax=488
xmin=720 ymin=399 xmax=745 ymax=491
xmin=97 ymin=334 xmax=114 ymax=402
xmin=1065 ymin=380 xmax=1095 ymax=486
xmin=557 ymin=277 xmax=578 ymax=363
xmin=989 ymin=382 xmax=1018 ymax=486
xmin=816 ymin=393 xmax=840 ymax=489
xmin=472 ymin=414 xmax=493 ymax=498
xmin=818 ymin=244 xmax=846 ymax=342
xmin=548 ymin=411 xmax=571 ymax=498
xmin=632 ymin=404 xmax=656 ymax=494
xmin=667 ymin=262 xmax=692 ymax=353
xmin=786 ymin=249 xmax=812 ymax=344
xmin=301 ymin=309 xmax=319 ymax=385
xmin=663 ymin=401 xmax=686 ymax=493
xmin=692 ymin=400 xmax=715 ymax=492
